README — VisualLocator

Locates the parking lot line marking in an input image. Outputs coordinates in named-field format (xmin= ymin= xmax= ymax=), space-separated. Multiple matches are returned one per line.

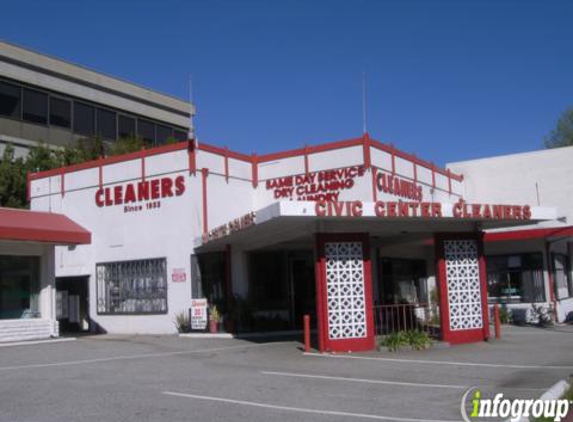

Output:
xmin=162 ymin=391 xmax=458 ymax=422
xmin=0 ymin=342 xmax=287 ymax=372
xmin=261 ymin=371 xmax=546 ymax=392
xmin=304 ymin=352 xmax=573 ymax=370
xmin=261 ymin=370 xmax=467 ymax=389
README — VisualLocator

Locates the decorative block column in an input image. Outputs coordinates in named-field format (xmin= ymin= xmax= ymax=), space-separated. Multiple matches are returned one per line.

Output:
xmin=435 ymin=233 xmax=490 ymax=344
xmin=315 ymin=233 xmax=375 ymax=352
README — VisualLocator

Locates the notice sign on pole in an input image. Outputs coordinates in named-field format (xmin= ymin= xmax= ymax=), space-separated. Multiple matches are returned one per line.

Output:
xmin=190 ymin=299 xmax=208 ymax=330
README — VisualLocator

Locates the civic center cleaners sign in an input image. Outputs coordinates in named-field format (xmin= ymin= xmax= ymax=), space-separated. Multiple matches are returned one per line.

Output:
xmin=315 ymin=200 xmax=532 ymax=220
xmin=95 ymin=175 xmax=185 ymax=213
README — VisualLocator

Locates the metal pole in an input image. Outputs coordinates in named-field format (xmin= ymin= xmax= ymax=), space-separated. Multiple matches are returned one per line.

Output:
xmin=303 ymin=314 xmax=311 ymax=353
xmin=494 ymin=303 xmax=501 ymax=340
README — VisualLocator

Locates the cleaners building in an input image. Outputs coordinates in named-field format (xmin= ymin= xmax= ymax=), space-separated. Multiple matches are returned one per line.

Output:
xmin=24 ymin=134 xmax=568 ymax=352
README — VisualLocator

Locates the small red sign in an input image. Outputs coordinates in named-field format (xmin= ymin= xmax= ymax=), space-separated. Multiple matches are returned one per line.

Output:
xmin=172 ymin=268 xmax=187 ymax=282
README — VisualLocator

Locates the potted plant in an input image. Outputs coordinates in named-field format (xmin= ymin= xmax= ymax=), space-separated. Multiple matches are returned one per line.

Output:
xmin=209 ymin=305 xmax=222 ymax=333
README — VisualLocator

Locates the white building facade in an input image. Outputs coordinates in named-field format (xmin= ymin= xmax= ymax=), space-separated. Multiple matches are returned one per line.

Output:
xmin=28 ymin=135 xmax=561 ymax=351
xmin=449 ymin=146 xmax=573 ymax=323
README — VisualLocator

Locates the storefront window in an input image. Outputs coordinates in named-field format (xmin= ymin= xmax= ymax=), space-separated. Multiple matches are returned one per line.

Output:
xmin=552 ymin=253 xmax=572 ymax=300
xmin=249 ymin=252 xmax=289 ymax=310
xmin=0 ymin=255 xmax=40 ymax=319
xmin=379 ymin=258 xmax=427 ymax=304
xmin=196 ymin=252 xmax=225 ymax=305
xmin=96 ymin=258 xmax=167 ymax=314
xmin=486 ymin=253 xmax=545 ymax=303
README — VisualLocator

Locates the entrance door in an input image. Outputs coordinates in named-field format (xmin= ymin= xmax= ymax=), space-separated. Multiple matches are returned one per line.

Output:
xmin=56 ymin=277 xmax=89 ymax=333
xmin=288 ymin=253 xmax=315 ymax=329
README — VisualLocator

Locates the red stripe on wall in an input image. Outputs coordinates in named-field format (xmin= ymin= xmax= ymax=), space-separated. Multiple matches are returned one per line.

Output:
xmin=188 ymin=139 xmax=196 ymax=175
xmin=304 ymin=145 xmax=310 ymax=175
xmin=26 ymin=173 xmax=31 ymax=202
xmin=362 ymin=133 xmax=371 ymax=169
xmin=60 ymin=170 xmax=65 ymax=197
xmin=251 ymin=154 xmax=259 ymax=188
xmin=141 ymin=149 xmax=146 ymax=182
xmin=447 ymin=169 xmax=452 ymax=194
xmin=98 ymin=162 xmax=103 ymax=188
xmin=201 ymin=168 xmax=209 ymax=237
xmin=371 ymin=167 xmax=377 ymax=201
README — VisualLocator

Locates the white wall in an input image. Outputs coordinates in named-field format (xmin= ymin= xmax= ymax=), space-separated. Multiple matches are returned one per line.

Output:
xmin=448 ymin=146 xmax=573 ymax=222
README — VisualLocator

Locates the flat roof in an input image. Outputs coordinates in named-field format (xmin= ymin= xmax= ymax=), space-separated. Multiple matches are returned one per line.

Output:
xmin=0 ymin=207 xmax=91 ymax=245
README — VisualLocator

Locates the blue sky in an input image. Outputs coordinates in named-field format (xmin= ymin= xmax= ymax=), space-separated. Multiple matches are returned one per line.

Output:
xmin=3 ymin=0 xmax=572 ymax=165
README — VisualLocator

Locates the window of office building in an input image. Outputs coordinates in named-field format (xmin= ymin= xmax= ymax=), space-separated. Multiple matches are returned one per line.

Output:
xmin=0 ymin=81 xmax=21 ymax=118
xmin=118 ymin=115 xmax=135 ymax=139
xmin=486 ymin=253 xmax=545 ymax=303
xmin=552 ymin=253 xmax=572 ymax=300
xmin=97 ymin=108 xmax=117 ymax=140
xmin=49 ymin=97 xmax=71 ymax=128
xmin=73 ymin=102 xmax=95 ymax=136
xmin=0 ymin=255 xmax=40 ymax=319
xmin=96 ymin=258 xmax=167 ymax=315
xmin=23 ymin=88 xmax=48 ymax=124
xmin=137 ymin=119 xmax=155 ymax=145
xmin=173 ymin=130 xmax=188 ymax=142
xmin=156 ymin=124 xmax=173 ymax=144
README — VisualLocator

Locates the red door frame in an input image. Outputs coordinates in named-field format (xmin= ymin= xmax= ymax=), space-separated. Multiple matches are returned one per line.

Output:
xmin=435 ymin=232 xmax=490 ymax=344
xmin=315 ymin=233 xmax=376 ymax=352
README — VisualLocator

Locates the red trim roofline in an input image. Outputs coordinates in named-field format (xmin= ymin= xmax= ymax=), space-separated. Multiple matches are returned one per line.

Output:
xmin=484 ymin=226 xmax=573 ymax=242
xmin=28 ymin=135 xmax=464 ymax=184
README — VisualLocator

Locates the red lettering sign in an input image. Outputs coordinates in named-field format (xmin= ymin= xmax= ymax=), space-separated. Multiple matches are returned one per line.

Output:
xmin=315 ymin=200 xmax=531 ymax=221
xmin=95 ymin=175 xmax=185 ymax=209
xmin=266 ymin=166 xmax=365 ymax=201
xmin=376 ymin=173 xmax=423 ymax=201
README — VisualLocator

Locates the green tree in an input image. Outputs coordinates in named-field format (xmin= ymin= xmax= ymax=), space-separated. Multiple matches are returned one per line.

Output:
xmin=109 ymin=135 xmax=149 ymax=156
xmin=0 ymin=144 xmax=27 ymax=208
xmin=544 ymin=107 xmax=573 ymax=148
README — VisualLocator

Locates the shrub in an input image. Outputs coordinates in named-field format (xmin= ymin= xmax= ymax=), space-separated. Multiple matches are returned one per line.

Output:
xmin=403 ymin=330 xmax=433 ymax=350
xmin=174 ymin=311 xmax=191 ymax=333
xmin=380 ymin=330 xmax=433 ymax=352
xmin=530 ymin=304 xmax=554 ymax=327
xmin=379 ymin=332 xmax=407 ymax=352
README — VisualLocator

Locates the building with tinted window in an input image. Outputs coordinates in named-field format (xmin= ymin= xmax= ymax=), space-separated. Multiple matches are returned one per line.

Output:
xmin=0 ymin=41 xmax=193 ymax=158
xmin=26 ymin=134 xmax=568 ymax=352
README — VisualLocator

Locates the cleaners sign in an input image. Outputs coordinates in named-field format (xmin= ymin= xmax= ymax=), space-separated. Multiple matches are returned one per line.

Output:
xmin=95 ymin=175 xmax=185 ymax=213
xmin=314 ymin=200 xmax=532 ymax=220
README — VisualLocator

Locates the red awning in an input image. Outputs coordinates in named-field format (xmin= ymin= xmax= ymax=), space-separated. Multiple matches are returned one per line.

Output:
xmin=484 ymin=226 xmax=573 ymax=242
xmin=0 ymin=208 xmax=91 ymax=245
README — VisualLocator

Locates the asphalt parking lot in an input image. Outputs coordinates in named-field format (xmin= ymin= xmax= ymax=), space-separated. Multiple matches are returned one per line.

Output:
xmin=0 ymin=325 xmax=572 ymax=422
